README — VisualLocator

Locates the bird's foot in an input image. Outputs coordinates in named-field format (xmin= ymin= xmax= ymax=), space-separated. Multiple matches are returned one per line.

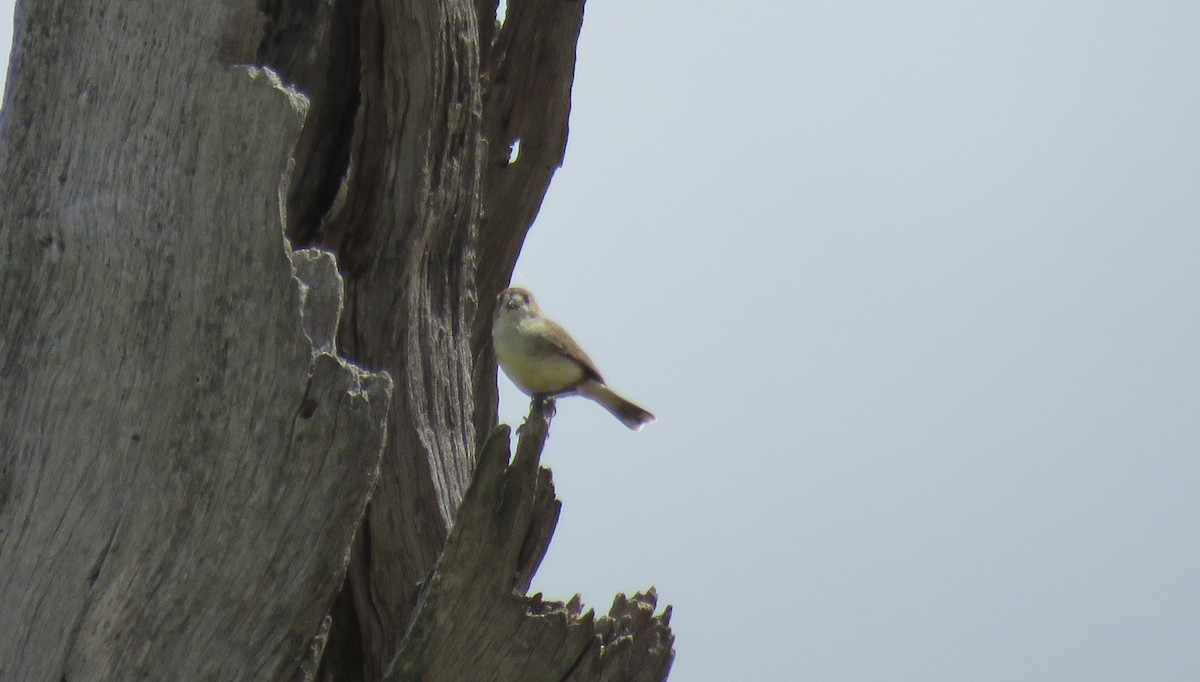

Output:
xmin=530 ymin=393 xmax=557 ymax=413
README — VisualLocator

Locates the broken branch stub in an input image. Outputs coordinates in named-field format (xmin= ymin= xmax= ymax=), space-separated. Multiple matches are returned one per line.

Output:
xmin=383 ymin=400 xmax=674 ymax=681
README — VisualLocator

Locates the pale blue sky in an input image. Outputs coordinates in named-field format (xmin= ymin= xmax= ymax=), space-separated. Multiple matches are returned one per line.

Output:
xmin=5 ymin=2 xmax=1200 ymax=680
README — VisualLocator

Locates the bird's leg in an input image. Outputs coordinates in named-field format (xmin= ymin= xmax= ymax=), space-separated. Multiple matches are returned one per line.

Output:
xmin=522 ymin=393 xmax=557 ymax=433
xmin=517 ymin=394 xmax=555 ymax=436
xmin=530 ymin=393 xmax=557 ymax=413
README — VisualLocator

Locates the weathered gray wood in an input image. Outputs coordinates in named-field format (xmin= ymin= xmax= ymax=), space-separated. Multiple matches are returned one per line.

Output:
xmin=300 ymin=0 xmax=488 ymax=675
xmin=0 ymin=2 xmax=389 ymax=679
xmin=384 ymin=400 xmax=674 ymax=681
xmin=292 ymin=248 xmax=346 ymax=354
xmin=473 ymin=0 xmax=590 ymax=433
xmin=258 ymin=0 xmax=361 ymax=245
xmin=1 ymin=0 xmax=675 ymax=678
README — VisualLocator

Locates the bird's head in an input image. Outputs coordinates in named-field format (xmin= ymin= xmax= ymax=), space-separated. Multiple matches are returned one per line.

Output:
xmin=497 ymin=287 xmax=539 ymax=318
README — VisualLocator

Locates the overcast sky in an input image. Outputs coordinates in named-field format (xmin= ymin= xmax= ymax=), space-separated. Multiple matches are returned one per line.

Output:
xmin=4 ymin=2 xmax=1199 ymax=680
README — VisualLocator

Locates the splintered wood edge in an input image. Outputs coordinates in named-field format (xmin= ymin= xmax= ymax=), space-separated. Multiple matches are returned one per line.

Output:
xmin=382 ymin=403 xmax=674 ymax=681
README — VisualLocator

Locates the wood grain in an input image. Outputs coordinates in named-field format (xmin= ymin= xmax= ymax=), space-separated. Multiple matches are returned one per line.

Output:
xmin=0 ymin=0 xmax=674 ymax=678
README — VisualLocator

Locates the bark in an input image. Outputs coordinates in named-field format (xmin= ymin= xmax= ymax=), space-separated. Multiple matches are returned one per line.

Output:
xmin=0 ymin=0 xmax=673 ymax=679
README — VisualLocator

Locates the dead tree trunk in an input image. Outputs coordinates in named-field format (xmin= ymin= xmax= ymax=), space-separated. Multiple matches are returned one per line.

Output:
xmin=0 ymin=0 xmax=673 ymax=680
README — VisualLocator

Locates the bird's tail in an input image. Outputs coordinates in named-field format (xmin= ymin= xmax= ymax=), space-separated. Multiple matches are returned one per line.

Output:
xmin=579 ymin=381 xmax=656 ymax=431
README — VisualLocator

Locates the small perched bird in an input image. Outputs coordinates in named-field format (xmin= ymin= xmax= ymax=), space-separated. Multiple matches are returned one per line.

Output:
xmin=493 ymin=287 xmax=656 ymax=431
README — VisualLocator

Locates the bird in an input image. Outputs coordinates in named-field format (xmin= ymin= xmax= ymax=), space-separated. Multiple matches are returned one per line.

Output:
xmin=492 ymin=287 xmax=656 ymax=431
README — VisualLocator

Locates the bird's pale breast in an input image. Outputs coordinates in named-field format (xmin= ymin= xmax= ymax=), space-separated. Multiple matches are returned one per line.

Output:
xmin=494 ymin=315 xmax=585 ymax=394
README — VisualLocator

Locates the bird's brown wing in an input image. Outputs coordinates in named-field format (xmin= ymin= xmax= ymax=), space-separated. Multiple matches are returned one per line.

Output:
xmin=536 ymin=318 xmax=605 ymax=385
